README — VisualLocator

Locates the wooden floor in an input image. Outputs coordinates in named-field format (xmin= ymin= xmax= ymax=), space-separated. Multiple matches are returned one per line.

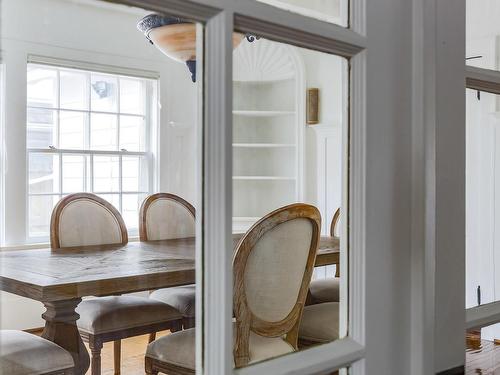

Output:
xmin=82 ymin=331 xmax=170 ymax=375
xmin=466 ymin=332 xmax=500 ymax=374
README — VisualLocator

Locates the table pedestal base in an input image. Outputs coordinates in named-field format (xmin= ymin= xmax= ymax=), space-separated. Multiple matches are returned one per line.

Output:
xmin=42 ymin=298 xmax=90 ymax=375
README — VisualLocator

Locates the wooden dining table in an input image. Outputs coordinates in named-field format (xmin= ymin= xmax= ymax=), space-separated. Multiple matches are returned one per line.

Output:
xmin=0 ymin=234 xmax=339 ymax=374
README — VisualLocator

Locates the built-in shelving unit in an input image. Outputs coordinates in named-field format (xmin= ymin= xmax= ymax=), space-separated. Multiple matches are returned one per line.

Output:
xmin=232 ymin=39 xmax=305 ymax=232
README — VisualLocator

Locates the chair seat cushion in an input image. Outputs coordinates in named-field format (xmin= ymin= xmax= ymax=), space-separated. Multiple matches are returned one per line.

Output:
xmin=76 ymin=295 xmax=182 ymax=335
xmin=149 ymin=285 xmax=195 ymax=318
xmin=147 ymin=325 xmax=294 ymax=369
xmin=309 ymin=278 xmax=340 ymax=303
xmin=299 ymin=302 xmax=339 ymax=343
xmin=0 ymin=330 xmax=74 ymax=375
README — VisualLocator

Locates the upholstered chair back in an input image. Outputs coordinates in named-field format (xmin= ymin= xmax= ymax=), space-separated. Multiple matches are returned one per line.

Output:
xmin=233 ymin=203 xmax=321 ymax=367
xmin=139 ymin=193 xmax=195 ymax=241
xmin=50 ymin=193 xmax=128 ymax=248
xmin=330 ymin=207 xmax=341 ymax=237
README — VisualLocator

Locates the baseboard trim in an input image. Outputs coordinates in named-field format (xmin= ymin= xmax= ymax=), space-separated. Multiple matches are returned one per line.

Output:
xmin=436 ymin=365 xmax=464 ymax=375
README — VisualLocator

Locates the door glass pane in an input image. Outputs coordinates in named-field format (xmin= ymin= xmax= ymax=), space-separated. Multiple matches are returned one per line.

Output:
xmin=467 ymin=0 xmax=500 ymax=70
xmin=232 ymin=35 xmax=348 ymax=367
xmin=256 ymin=0 xmax=348 ymax=27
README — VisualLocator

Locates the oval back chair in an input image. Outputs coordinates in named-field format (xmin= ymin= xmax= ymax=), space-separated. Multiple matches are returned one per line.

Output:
xmin=330 ymin=207 xmax=341 ymax=238
xmin=139 ymin=193 xmax=196 ymax=241
xmin=50 ymin=193 xmax=128 ymax=249
xmin=233 ymin=203 xmax=321 ymax=367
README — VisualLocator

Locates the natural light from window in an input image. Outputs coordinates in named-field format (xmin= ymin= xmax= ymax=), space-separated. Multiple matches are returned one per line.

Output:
xmin=26 ymin=63 xmax=157 ymax=240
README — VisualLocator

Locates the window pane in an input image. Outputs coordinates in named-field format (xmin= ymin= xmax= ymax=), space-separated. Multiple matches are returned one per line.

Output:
xmin=93 ymin=155 xmax=119 ymax=192
xmin=28 ymin=195 xmax=59 ymax=238
xmin=122 ymin=193 xmax=146 ymax=230
xmin=27 ymin=65 xmax=57 ymax=108
xmin=120 ymin=115 xmax=145 ymax=152
xmin=232 ymin=36 xmax=348 ymax=366
xmin=466 ymin=89 xmax=500 ymax=311
xmin=28 ymin=153 xmax=60 ymax=194
xmin=60 ymin=110 xmax=87 ymax=149
xmin=60 ymin=70 xmax=89 ymax=110
xmin=122 ymin=156 xmax=148 ymax=192
xmin=96 ymin=194 xmax=120 ymax=211
xmin=120 ymin=78 xmax=145 ymax=115
xmin=91 ymin=113 xmax=117 ymax=150
xmin=256 ymin=0 xmax=348 ymax=27
xmin=467 ymin=0 xmax=500 ymax=70
xmin=27 ymin=108 xmax=57 ymax=148
xmin=62 ymin=155 xmax=87 ymax=193
xmin=91 ymin=74 xmax=118 ymax=112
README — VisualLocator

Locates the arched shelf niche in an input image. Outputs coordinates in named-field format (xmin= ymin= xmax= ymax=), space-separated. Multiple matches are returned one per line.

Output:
xmin=232 ymin=38 xmax=306 ymax=232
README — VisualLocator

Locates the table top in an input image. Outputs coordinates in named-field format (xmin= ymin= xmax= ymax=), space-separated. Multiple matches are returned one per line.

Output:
xmin=0 ymin=235 xmax=339 ymax=302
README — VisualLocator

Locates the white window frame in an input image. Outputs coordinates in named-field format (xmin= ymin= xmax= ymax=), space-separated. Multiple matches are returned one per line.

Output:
xmin=465 ymin=65 xmax=500 ymax=331
xmin=114 ymin=0 xmax=367 ymax=374
xmin=24 ymin=58 xmax=158 ymax=242
xmin=0 ymin=61 xmax=5 ymax=246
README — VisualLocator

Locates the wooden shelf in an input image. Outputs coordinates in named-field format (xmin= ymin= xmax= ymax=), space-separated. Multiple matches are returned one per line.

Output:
xmin=233 ymin=110 xmax=295 ymax=117
xmin=233 ymin=176 xmax=296 ymax=181
xmin=232 ymin=143 xmax=295 ymax=148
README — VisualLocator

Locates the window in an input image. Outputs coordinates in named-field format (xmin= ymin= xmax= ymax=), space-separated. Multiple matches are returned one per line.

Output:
xmin=26 ymin=63 xmax=157 ymax=240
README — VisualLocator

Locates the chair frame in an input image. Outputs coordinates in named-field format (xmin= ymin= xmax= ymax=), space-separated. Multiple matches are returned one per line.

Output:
xmin=233 ymin=203 xmax=321 ymax=368
xmin=140 ymin=193 xmax=196 ymax=339
xmin=145 ymin=203 xmax=320 ymax=374
xmin=50 ymin=193 xmax=128 ymax=249
xmin=330 ymin=207 xmax=341 ymax=277
xmin=139 ymin=193 xmax=196 ymax=242
xmin=50 ymin=193 xmax=180 ymax=375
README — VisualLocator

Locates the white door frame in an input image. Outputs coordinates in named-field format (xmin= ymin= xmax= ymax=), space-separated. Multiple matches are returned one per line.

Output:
xmin=49 ymin=0 xmax=465 ymax=373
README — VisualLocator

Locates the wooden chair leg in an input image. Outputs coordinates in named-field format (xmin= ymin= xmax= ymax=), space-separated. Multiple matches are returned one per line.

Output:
xmin=145 ymin=356 xmax=159 ymax=375
xmin=148 ymin=332 xmax=156 ymax=343
xmin=183 ymin=317 xmax=195 ymax=329
xmin=113 ymin=340 xmax=121 ymax=375
xmin=89 ymin=341 xmax=103 ymax=375
xmin=170 ymin=319 xmax=183 ymax=333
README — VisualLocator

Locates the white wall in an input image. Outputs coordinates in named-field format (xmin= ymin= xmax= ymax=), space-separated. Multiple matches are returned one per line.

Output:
xmin=0 ymin=0 xmax=343 ymax=331
xmin=0 ymin=0 xmax=198 ymax=329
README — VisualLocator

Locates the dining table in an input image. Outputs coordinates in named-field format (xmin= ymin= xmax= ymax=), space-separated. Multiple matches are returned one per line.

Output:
xmin=0 ymin=234 xmax=339 ymax=374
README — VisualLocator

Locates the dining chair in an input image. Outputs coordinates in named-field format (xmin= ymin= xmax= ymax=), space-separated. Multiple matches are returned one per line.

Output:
xmin=50 ymin=193 xmax=183 ymax=375
xmin=308 ymin=207 xmax=341 ymax=305
xmin=0 ymin=330 xmax=74 ymax=375
xmin=139 ymin=193 xmax=196 ymax=339
xmin=298 ymin=302 xmax=339 ymax=347
xmin=144 ymin=203 xmax=321 ymax=374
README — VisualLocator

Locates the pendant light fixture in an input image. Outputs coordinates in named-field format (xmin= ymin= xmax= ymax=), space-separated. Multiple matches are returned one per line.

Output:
xmin=138 ymin=14 xmax=258 ymax=82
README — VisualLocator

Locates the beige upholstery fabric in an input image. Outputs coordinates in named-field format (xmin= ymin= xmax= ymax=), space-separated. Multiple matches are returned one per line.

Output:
xmin=299 ymin=302 xmax=339 ymax=343
xmin=145 ymin=199 xmax=195 ymax=240
xmin=244 ymin=218 xmax=313 ymax=322
xmin=0 ymin=330 xmax=74 ymax=375
xmin=309 ymin=278 xmax=340 ymax=303
xmin=149 ymin=285 xmax=195 ymax=318
xmin=147 ymin=325 xmax=294 ymax=369
xmin=76 ymin=296 xmax=182 ymax=334
xmin=58 ymin=199 xmax=123 ymax=247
